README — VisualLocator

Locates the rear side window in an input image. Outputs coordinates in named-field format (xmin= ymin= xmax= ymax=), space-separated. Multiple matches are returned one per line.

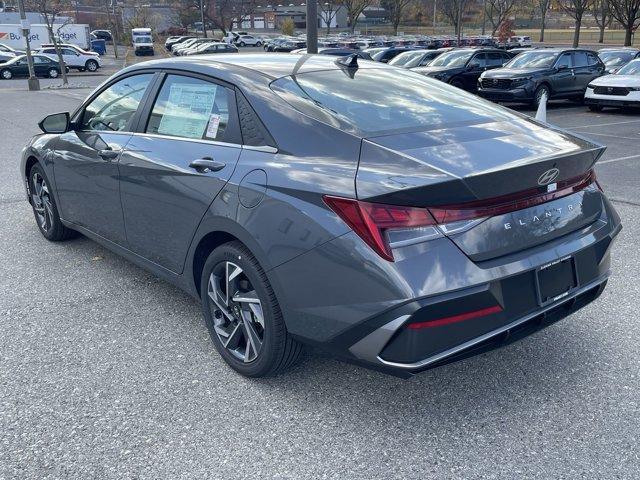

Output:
xmin=146 ymin=74 xmax=234 ymax=143
xmin=573 ymin=52 xmax=589 ymax=68
xmin=587 ymin=52 xmax=600 ymax=66
xmin=271 ymin=68 xmax=512 ymax=135
xmin=487 ymin=52 xmax=505 ymax=67
xmin=236 ymin=92 xmax=276 ymax=148
xmin=81 ymin=74 xmax=153 ymax=132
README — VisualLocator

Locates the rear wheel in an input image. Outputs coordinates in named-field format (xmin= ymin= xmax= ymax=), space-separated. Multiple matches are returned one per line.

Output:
xmin=28 ymin=163 xmax=76 ymax=241
xmin=589 ymin=105 xmax=603 ymax=112
xmin=1 ymin=69 xmax=12 ymax=80
xmin=48 ymin=68 xmax=59 ymax=78
xmin=201 ymin=241 xmax=303 ymax=377
xmin=239 ymin=41 xmax=246 ymax=47
xmin=255 ymin=41 xmax=262 ymax=46
xmin=85 ymin=59 xmax=99 ymax=72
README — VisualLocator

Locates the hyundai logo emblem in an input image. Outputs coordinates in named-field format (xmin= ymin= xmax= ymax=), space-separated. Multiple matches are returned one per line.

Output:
xmin=538 ymin=168 xmax=560 ymax=186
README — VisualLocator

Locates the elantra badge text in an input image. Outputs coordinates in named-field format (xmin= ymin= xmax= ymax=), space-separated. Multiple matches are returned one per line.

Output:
xmin=504 ymin=205 xmax=574 ymax=230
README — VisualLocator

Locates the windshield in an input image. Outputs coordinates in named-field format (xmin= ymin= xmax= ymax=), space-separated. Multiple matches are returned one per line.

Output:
xmin=271 ymin=68 xmax=512 ymax=135
xmin=599 ymin=51 xmax=637 ymax=68
xmin=616 ymin=59 xmax=640 ymax=75
xmin=388 ymin=51 xmax=424 ymax=66
xmin=135 ymin=36 xmax=152 ymax=43
xmin=506 ymin=51 xmax=558 ymax=68
xmin=430 ymin=50 xmax=473 ymax=67
xmin=4 ymin=55 xmax=23 ymax=64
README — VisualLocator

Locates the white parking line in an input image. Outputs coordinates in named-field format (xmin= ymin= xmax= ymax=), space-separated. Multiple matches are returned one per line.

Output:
xmin=598 ymin=154 xmax=640 ymax=165
xmin=585 ymin=132 xmax=639 ymax=141
xmin=570 ymin=119 xmax=640 ymax=130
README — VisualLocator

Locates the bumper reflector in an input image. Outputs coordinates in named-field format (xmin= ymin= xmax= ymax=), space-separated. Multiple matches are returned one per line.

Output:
xmin=406 ymin=305 xmax=503 ymax=329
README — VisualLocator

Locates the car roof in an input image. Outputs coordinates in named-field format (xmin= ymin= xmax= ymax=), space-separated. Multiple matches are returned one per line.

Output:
xmin=123 ymin=53 xmax=384 ymax=81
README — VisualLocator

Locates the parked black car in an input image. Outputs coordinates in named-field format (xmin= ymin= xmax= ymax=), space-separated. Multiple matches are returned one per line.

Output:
xmin=165 ymin=35 xmax=196 ymax=51
xmin=90 ymin=30 xmax=113 ymax=42
xmin=478 ymin=48 xmax=606 ymax=107
xmin=295 ymin=48 xmax=373 ymax=60
xmin=414 ymin=48 xmax=513 ymax=92
xmin=597 ymin=48 xmax=640 ymax=73
xmin=0 ymin=54 xmax=64 ymax=80
xmin=272 ymin=39 xmax=306 ymax=52
xmin=371 ymin=47 xmax=416 ymax=63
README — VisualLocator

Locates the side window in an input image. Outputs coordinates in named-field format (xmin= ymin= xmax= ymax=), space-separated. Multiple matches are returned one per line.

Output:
xmin=81 ymin=74 xmax=153 ymax=132
xmin=471 ymin=53 xmax=487 ymax=67
xmin=573 ymin=52 xmax=588 ymax=68
xmin=146 ymin=74 xmax=234 ymax=143
xmin=62 ymin=49 xmax=76 ymax=55
xmin=556 ymin=53 xmax=573 ymax=69
xmin=42 ymin=48 xmax=55 ymax=54
xmin=33 ymin=56 xmax=47 ymax=64
xmin=587 ymin=53 xmax=600 ymax=66
xmin=487 ymin=52 xmax=504 ymax=67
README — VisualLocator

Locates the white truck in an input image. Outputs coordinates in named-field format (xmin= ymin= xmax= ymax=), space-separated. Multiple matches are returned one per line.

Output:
xmin=131 ymin=27 xmax=154 ymax=56
xmin=0 ymin=23 xmax=91 ymax=50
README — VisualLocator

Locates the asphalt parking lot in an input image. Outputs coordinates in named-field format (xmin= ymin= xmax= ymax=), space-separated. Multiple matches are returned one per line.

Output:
xmin=1 ymin=67 xmax=638 ymax=479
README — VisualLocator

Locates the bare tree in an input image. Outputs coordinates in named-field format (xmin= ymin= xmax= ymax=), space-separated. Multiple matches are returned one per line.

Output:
xmin=441 ymin=0 xmax=468 ymax=38
xmin=559 ymin=0 xmax=594 ymax=47
xmin=26 ymin=0 xmax=71 ymax=85
xmin=341 ymin=0 xmax=374 ymax=32
xmin=592 ymin=0 xmax=612 ymax=43
xmin=484 ymin=0 xmax=519 ymax=35
xmin=319 ymin=2 xmax=339 ymax=34
xmin=382 ymin=0 xmax=415 ymax=34
xmin=609 ymin=0 xmax=640 ymax=46
xmin=536 ymin=0 xmax=550 ymax=42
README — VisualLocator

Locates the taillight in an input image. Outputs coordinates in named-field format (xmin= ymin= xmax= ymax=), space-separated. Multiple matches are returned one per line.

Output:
xmin=324 ymin=170 xmax=596 ymax=261
xmin=323 ymin=196 xmax=438 ymax=261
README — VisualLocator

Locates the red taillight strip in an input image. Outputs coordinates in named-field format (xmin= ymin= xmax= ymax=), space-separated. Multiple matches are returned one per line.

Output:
xmin=406 ymin=305 xmax=503 ymax=329
xmin=429 ymin=170 xmax=595 ymax=224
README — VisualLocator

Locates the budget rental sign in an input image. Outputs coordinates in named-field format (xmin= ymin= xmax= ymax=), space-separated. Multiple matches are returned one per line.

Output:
xmin=0 ymin=24 xmax=90 ymax=50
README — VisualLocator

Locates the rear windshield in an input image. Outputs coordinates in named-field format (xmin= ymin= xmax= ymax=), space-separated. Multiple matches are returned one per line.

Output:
xmin=270 ymin=68 xmax=513 ymax=135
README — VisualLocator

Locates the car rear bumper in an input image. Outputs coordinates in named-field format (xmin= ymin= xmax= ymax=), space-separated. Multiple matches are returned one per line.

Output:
xmin=272 ymin=191 xmax=622 ymax=377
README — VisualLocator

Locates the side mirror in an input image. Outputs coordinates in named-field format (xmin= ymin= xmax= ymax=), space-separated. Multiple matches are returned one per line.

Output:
xmin=557 ymin=64 xmax=568 ymax=71
xmin=39 ymin=112 xmax=70 ymax=134
xmin=468 ymin=61 xmax=480 ymax=69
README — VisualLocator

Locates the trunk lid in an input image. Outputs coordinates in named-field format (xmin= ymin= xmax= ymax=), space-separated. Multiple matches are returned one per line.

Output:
xmin=356 ymin=116 xmax=605 ymax=261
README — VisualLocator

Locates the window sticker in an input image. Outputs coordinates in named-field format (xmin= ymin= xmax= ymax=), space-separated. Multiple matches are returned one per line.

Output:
xmin=157 ymin=83 xmax=217 ymax=139
xmin=205 ymin=114 xmax=221 ymax=139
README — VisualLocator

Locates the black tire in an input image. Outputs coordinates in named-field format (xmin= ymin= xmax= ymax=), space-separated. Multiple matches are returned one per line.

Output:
xmin=239 ymin=41 xmax=245 ymax=47
xmin=48 ymin=68 xmax=59 ymax=78
xmin=85 ymin=59 xmax=99 ymax=72
xmin=533 ymin=84 xmax=550 ymax=108
xmin=255 ymin=41 xmax=262 ymax=46
xmin=1 ymin=68 xmax=13 ymax=80
xmin=589 ymin=105 xmax=603 ymax=112
xmin=28 ymin=163 xmax=77 ymax=241
xmin=200 ymin=241 xmax=303 ymax=377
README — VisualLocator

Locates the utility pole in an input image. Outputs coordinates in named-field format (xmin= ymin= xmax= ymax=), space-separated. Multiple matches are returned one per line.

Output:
xmin=433 ymin=0 xmax=437 ymax=34
xmin=17 ymin=0 xmax=39 ymax=91
xmin=481 ymin=0 xmax=486 ymax=36
xmin=200 ymin=0 xmax=207 ymax=38
xmin=306 ymin=0 xmax=318 ymax=53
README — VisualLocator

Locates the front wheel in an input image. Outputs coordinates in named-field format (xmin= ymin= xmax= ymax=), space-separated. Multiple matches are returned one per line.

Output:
xmin=255 ymin=41 xmax=262 ymax=46
xmin=201 ymin=241 xmax=303 ymax=377
xmin=1 ymin=69 xmax=12 ymax=79
xmin=239 ymin=42 xmax=245 ymax=47
xmin=48 ymin=68 xmax=59 ymax=78
xmin=28 ymin=163 xmax=76 ymax=241
xmin=85 ymin=59 xmax=98 ymax=72
xmin=533 ymin=84 xmax=550 ymax=108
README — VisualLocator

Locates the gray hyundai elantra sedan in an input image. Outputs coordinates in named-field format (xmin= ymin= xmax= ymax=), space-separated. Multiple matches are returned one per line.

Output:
xmin=21 ymin=54 xmax=621 ymax=377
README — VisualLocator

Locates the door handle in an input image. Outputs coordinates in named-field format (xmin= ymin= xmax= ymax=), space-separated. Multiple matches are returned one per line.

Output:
xmin=189 ymin=157 xmax=226 ymax=173
xmin=98 ymin=149 xmax=119 ymax=160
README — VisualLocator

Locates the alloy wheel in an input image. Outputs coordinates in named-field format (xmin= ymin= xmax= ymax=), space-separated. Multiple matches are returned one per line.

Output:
xmin=87 ymin=61 xmax=98 ymax=71
xmin=207 ymin=261 xmax=265 ymax=363
xmin=49 ymin=69 xmax=59 ymax=78
xmin=1 ymin=70 xmax=12 ymax=79
xmin=31 ymin=171 xmax=53 ymax=233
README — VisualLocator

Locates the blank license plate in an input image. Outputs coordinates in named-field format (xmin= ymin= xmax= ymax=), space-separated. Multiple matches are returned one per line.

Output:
xmin=536 ymin=256 xmax=577 ymax=305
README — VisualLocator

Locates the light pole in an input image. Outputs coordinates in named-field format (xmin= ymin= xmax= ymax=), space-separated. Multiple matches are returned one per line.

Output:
xmin=306 ymin=0 xmax=318 ymax=53
xmin=433 ymin=0 xmax=437 ymax=34
xmin=17 ymin=0 xmax=39 ymax=91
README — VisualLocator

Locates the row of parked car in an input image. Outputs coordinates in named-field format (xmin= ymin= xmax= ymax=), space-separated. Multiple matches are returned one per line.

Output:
xmin=0 ymin=42 xmax=102 ymax=80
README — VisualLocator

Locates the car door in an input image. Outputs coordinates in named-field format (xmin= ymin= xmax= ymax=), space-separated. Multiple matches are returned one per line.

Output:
xmin=551 ymin=52 xmax=575 ymax=96
xmin=571 ymin=51 xmax=592 ymax=94
xmin=462 ymin=53 xmax=487 ymax=90
xmin=61 ymin=48 xmax=81 ymax=67
xmin=118 ymin=73 xmax=242 ymax=273
xmin=31 ymin=55 xmax=51 ymax=76
xmin=12 ymin=58 xmax=29 ymax=77
xmin=52 ymin=73 xmax=154 ymax=245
